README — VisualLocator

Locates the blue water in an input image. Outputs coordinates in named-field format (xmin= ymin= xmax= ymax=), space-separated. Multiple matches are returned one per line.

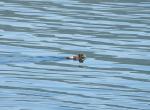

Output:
xmin=0 ymin=0 xmax=150 ymax=110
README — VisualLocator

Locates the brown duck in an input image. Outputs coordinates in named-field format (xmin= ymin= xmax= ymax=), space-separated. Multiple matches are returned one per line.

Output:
xmin=66 ymin=53 xmax=86 ymax=63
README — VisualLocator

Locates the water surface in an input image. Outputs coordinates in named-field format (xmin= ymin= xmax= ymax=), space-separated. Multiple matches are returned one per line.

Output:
xmin=0 ymin=0 xmax=150 ymax=110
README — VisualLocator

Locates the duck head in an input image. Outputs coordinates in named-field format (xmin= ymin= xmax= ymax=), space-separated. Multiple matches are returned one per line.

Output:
xmin=78 ymin=53 xmax=86 ymax=63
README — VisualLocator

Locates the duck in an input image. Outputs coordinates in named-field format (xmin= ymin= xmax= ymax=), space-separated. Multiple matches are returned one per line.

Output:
xmin=66 ymin=53 xmax=86 ymax=63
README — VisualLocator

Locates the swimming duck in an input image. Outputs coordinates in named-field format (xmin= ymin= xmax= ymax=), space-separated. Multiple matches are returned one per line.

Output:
xmin=66 ymin=53 xmax=86 ymax=63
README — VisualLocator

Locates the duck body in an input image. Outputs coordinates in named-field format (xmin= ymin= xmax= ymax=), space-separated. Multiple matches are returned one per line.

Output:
xmin=66 ymin=55 xmax=79 ymax=60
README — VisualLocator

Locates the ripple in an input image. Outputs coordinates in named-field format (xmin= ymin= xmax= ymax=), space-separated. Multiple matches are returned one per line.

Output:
xmin=0 ymin=0 xmax=150 ymax=110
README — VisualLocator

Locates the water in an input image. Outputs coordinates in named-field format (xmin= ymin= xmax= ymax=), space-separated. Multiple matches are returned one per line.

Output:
xmin=0 ymin=0 xmax=150 ymax=110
